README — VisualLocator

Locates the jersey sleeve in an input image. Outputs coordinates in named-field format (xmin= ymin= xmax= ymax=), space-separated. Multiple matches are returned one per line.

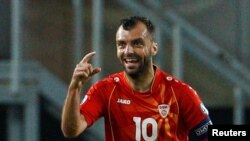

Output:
xmin=177 ymin=83 xmax=212 ymax=139
xmin=80 ymin=84 xmax=105 ymax=127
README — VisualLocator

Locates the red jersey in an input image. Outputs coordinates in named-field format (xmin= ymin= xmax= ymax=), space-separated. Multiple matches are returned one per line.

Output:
xmin=80 ymin=67 xmax=212 ymax=141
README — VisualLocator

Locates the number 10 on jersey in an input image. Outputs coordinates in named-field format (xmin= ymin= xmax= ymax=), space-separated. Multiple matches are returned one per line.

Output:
xmin=133 ymin=117 xmax=158 ymax=141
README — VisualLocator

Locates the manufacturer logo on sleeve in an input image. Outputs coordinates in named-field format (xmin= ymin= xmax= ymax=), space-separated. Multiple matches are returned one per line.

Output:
xmin=200 ymin=103 xmax=209 ymax=115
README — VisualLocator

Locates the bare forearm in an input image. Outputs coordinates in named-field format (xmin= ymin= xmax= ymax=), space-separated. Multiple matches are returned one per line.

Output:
xmin=61 ymin=52 xmax=101 ymax=137
xmin=61 ymin=88 xmax=87 ymax=138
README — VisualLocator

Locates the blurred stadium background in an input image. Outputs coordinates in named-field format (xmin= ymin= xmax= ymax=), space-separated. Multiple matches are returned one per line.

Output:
xmin=0 ymin=0 xmax=250 ymax=141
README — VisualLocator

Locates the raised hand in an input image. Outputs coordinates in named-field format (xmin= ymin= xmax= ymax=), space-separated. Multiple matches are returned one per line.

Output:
xmin=69 ymin=51 xmax=101 ymax=90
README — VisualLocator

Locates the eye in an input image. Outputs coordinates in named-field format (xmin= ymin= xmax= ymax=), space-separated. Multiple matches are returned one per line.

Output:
xmin=116 ymin=41 xmax=126 ymax=49
xmin=132 ymin=39 xmax=144 ymax=47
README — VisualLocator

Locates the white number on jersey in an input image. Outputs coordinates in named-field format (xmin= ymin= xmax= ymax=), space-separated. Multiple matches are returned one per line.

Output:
xmin=133 ymin=117 xmax=158 ymax=141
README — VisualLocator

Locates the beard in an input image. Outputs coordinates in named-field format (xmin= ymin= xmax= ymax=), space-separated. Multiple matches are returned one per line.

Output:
xmin=122 ymin=56 xmax=151 ymax=79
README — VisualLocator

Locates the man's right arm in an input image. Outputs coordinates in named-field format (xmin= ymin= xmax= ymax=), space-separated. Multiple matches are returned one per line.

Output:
xmin=61 ymin=86 xmax=87 ymax=138
xmin=61 ymin=52 xmax=101 ymax=138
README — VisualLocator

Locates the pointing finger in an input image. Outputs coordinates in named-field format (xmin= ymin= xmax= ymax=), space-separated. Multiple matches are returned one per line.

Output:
xmin=80 ymin=51 xmax=96 ymax=63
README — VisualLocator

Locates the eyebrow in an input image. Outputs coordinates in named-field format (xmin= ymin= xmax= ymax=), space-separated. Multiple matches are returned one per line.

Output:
xmin=131 ymin=38 xmax=144 ymax=43
xmin=116 ymin=37 xmax=144 ymax=43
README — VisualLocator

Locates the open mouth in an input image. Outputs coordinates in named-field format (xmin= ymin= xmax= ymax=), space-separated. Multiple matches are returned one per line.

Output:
xmin=123 ymin=57 xmax=140 ymax=68
xmin=125 ymin=58 xmax=138 ymax=63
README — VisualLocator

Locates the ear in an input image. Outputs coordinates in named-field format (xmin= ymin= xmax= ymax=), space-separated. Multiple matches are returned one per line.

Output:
xmin=151 ymin=42 xmax=158 ymax=56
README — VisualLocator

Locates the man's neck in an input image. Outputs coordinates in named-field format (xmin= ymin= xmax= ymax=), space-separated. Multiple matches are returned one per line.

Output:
xmin=125 ymin=66 xmax=155 ymax=93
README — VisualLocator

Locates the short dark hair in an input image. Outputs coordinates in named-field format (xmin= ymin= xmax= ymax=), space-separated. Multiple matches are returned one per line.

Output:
xmin=119 ymin=16 xmax=155 ymax=39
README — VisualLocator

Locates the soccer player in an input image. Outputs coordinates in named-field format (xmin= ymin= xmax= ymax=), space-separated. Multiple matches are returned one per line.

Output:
xmin=61 ymin=16 xmax=212 ymax=141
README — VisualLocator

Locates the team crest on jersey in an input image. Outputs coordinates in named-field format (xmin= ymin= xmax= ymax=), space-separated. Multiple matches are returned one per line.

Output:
xmin=158 ymin=104 xmax=169 ymax=118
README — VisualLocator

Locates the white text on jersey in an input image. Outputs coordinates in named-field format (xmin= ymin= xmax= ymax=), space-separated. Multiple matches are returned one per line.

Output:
xmin=117 ymin=98 xmax=131 ymax=105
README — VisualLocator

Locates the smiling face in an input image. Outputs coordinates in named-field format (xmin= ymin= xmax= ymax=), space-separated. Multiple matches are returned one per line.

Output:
xmin=116 ymin=22 xmax=158 ymax=78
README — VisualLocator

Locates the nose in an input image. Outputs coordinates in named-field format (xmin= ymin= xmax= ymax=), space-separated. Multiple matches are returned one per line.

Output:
xmin=124 ymin=45 xmax=134 ymax=54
